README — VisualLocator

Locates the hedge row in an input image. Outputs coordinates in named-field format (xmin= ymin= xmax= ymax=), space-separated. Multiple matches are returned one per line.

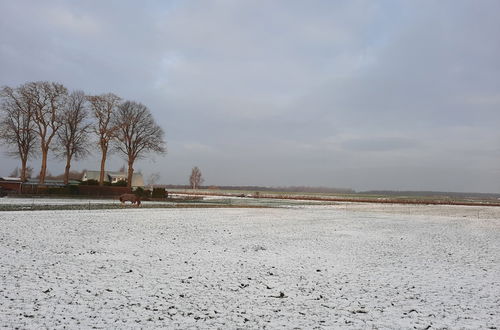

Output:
xmin=19 ymin=185 xmax=131 ymax=196
xmin=2 ymin=182 xmax=169 ymax=198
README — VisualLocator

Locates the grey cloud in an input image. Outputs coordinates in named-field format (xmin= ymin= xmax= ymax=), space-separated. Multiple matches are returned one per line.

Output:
xmin=341 ymin=137 xmax=418 ymax=152
xmin=1 ymin=1 xmax=499 ymax=192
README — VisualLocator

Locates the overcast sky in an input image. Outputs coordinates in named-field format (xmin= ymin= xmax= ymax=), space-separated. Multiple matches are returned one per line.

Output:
xmin=1 ymin=0 xmax=500 ymax=192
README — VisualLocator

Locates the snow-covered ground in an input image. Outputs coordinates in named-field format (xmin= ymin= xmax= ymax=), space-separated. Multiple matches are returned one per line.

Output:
xmin=0 ymin=195 xmax=338 ymax=210
xmin=0 ymin=206 xmax=499 ymax=328
xmin=0 ymin=197 xmax=177 ymax=208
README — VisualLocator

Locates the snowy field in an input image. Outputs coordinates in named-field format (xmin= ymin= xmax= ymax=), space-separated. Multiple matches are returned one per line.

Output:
xmin=0 ymin=205 xmax=499 ymax=328
xmin=0 ymin=196 xmax=333 ymax=208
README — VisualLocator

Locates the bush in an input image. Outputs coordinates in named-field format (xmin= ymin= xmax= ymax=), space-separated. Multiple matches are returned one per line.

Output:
xmin=112 ymin=180 xmax=127 ymax=187
xmin=79 ymin=179 xmax=114 ymax=186
xmin=78 ymin=185 xmax=130 ymax=196
xmin=80 ymin=179 xmax=99 ymax=186
xmin=45 ymin=187 xmax=70 ymax=195
xmin=68 ymin=185 xmax=80 ymax=195
xmin=152 ymin=188 xmax=167 ymax=199
xmin=134 ymin=187 xmax=151 ymax=198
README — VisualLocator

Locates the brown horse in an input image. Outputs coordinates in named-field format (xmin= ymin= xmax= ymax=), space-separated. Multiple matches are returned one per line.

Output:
xmin=119 ymin=193 xmax=141 ymax=206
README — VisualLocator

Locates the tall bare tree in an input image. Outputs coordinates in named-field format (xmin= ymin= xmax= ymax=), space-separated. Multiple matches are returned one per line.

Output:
xmin=87 ymin=93 xmax=121 ymax=186
xmin=189 ymin=166 xmax=204 ymax=190
xmin=55 ymin=90 xmax=91 ymax=184
xmin=113 ymin=101 xmax=166 ymax=189
xmin=24 ymin=81 xmax=68 ymax=183
xmin=0 ymin=85 xmax=38 ymax=181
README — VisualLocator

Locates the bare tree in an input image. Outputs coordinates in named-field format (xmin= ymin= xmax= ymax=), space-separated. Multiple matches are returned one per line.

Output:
xmin=113 ymin=101 xmax=166 ymax=189
xmin=0 ymin=85 xmax=38 ymax=181
xmin=23 ymin=81 xmax=68 ymax=183
xmin=189 ymin=166 xmax=204 ymax=189
xmin=55 ymin=90 xmax=91 ymax=184
xmin=87 ymin=93 xmax=121 ymax=186
xmin=147 ymin=172 xmax=160 ymax=189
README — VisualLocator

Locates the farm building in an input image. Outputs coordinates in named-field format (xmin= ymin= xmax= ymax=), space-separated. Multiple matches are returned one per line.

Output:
xmin=81 ymin=171 xmax=144 ymax=188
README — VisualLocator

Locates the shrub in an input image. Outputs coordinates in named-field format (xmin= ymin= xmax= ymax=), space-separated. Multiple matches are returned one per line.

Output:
xmin=112 ymin=180 xmax=127 ymax=187
xmin=45 ymin=187 xmax=70 ymax=195
xmin=80 ymin=179 xmax=99 ymax=186
xmin=68 ymin=185 xmax=80 ymax=195
xmin=78 ymin=185 xmax=130 ymax=196
xmin=152 ymin=188 xmax=166 ymax=198
xmin=134 ymin=187 xmax=151 ymax=198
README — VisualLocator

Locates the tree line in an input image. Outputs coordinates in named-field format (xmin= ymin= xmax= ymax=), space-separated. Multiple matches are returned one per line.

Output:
xmin=0 ymin=81 xmax=166 ymax=189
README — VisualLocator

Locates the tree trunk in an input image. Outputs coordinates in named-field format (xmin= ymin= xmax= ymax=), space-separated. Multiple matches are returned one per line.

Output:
xmin=99 ymin=146 xmax=107 ymax=186
xmin=20 ymin=157 xmax=27 ymax=182
xmin=63 ymin=154 xmax=72 ymax=185
xmin=127 ymin=160 xmax=134 ymax=189
xmin=39 ymin=145 xmax=48 ymax=184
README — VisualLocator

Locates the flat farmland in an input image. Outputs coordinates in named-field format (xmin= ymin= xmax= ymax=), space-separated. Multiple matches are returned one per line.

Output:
xmin=0 ymin=205 xmax=499 ymax=328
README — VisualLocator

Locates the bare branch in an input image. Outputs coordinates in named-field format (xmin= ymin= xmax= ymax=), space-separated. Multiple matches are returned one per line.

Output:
xmin=87 ymin=93 xmax=121 ymax=185
xmin=0 ymin=84 xmax=38 ymax=181
xmin=55 ymin=90 xmax=91 ymax=184
xmin=113 ymin=100 xmax=167 ymax=188
xmin=23 ymin=81 xmax=68 ymax=183
xmin=189 ymin=166 xmax=204 ymax=189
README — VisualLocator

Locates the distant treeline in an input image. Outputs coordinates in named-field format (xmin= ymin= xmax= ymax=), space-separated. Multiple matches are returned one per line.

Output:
xmin=360 ymin=190 xmax=500 ymax=200
xmin=272 ymin=186 xmax=355 ymax=194
xmin=163 ymin=185 xmax=355 ymax=194
xmin=162 ymin=185 xmax=500 ymax=199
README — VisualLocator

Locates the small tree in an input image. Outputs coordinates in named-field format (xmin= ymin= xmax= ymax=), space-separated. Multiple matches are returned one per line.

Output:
xmin=189 ymin=166 xmax=204 ymax=190
xmin=147 ymin=172 xmax=160 ymax=189
xmin=55 ymin=90 xmax=91 ymax=184
xmin=113 ymin=101 xmax=166 ymax=189
xmin=0 ymin=85 xmax=38 ymax=181
xmin=87 ymin=93 xmax=121 ymax=186
xmin=152 ymin=187 xmax=166 ymax=198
